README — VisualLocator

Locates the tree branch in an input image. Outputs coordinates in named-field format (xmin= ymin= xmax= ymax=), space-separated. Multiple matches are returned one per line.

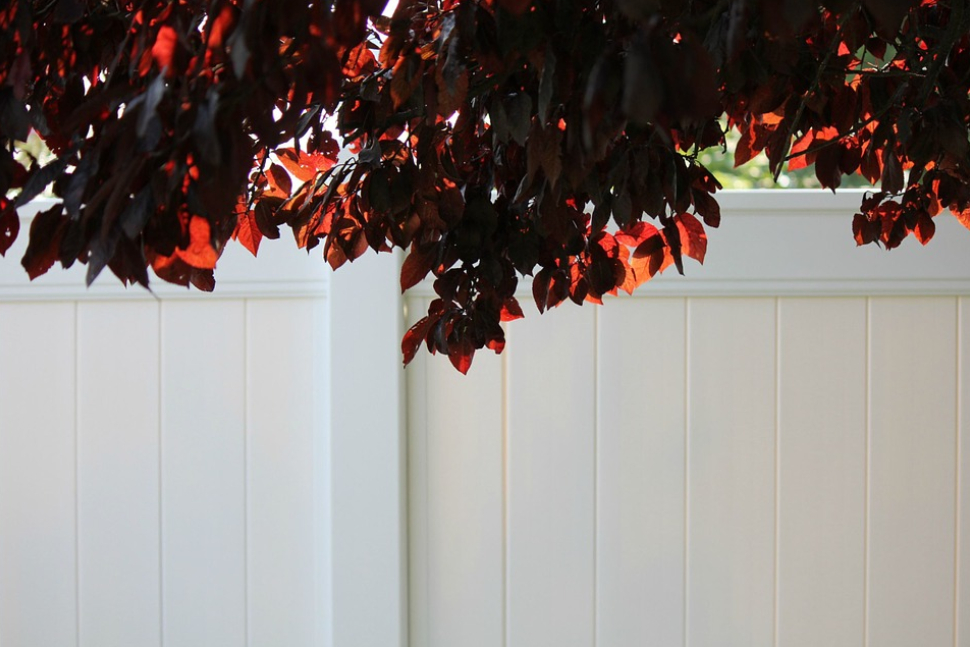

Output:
xmin=772 ymin=4 xmax=860 ymax=182
xmin=783 ymin=81 xmax=909 ymax=162
xmin=914 ymin=0 xmax=968 ymax=105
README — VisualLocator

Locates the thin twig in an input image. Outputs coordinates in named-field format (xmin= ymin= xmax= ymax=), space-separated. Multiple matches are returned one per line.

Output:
xmin=103 ymin=0 xmax=149 ymax=89
xmin=773 ymin=3 xmax=860 ymax=182
xmin=790 ymin=1 xmax=970 ymax=164
xmin=783 ymin=81 xmax=908 ymax=162
xmin=914 ymin=0 xmax=967 ymax=105
xmin=844 ymin=68 xmax=926 ymax=77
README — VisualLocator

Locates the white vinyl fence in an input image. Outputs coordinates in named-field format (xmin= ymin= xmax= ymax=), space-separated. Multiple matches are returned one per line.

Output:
xmin=0 ymin=203 xmax=405 ymax=647
xmin=405 ymin=191 xmax=970 ymax=647
xmin=0 ymin=191 xmax=968 ymax=647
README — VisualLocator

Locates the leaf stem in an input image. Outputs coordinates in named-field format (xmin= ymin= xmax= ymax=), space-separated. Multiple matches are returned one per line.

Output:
xmin=783 ymin=81 xmax=908 ymax=162
xmin=773 ymin=3 xmax=860 ymax=182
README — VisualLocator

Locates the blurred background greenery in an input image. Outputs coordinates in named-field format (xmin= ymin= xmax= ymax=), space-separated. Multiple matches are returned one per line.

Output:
xmin=12 ymin=123 xmax=874 ymax=200
xmin=697 ymin=125 xmax=874 ymax=190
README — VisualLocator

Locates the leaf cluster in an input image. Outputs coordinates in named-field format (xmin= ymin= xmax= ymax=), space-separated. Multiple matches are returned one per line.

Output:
xmin=2 ymin=0 xmax=969 ymax=371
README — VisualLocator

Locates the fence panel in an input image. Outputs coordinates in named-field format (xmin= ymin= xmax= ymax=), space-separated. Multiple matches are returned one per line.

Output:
xmin=161 ymin=300 xmax=247 ymax=647
xmin=405 ymin=191 xmax=970 ymax=647
xmin=0 ymin=303 xmax=78 ymax=647
xmin=0 ymin=199 xmax=340 ymax=647
xmin=507 ymin=306 xmax=596 ymax=647
xmin=776 ymin=298 xmax=867 ymax=647
xmin=596 ymin=298 xmax=687 ymax=647
xmin=868 ymin=297 xmax=958 ymax=647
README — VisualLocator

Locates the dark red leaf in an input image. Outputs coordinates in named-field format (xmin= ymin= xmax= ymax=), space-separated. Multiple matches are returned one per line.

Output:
xmin=233 ymin=208 xmax=263 ymax=256
xmin=615 ymin=221 xmax=660 ymax=247
xmin=21 ymin=203 xmax=65 ymax=279
xmin=0 ymin=200 xmax=18 ymax=256
xmin=500 ymin=297 xmax=525 ymax=322
xmin=734 ymin=124 xmax=757 ymax=167
xmin=268 ymin=163 xmax=293 ymax=197
xmin=881 ymin=149 xmax=904 ymax=195
xmin=401 ymin=245 xmax=434 ymax=292
xmin=674 ymin=212 xmax=707 ymax=264
xmin=403 ymin=315 xmax=435 ymax=366
xmin=447 ymin=335 xmax=475 ymax=374
xmin=914 ymin=212 xmax=935 ymax=245
xmin=532 ymin=267 xmax=551 ymax=314
xmin=853 ymin=213 xmax=881 ymax=246
xmin=497 ymin=0 xmax=532 ymax=15
xmin=815 ymin=145 xmax=843 ymax=192
xmin=152 ymin=26 xmax=179 ymax=74
xmin=276 ymin=149 xmax=335 ymax=183
xmin=691 ymin=190 xmax=721 ymax=228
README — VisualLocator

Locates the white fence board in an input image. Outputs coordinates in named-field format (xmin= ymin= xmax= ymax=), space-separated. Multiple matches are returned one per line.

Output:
xmin=161 ymin=300 xmax=246 ymax=647
xmin=406 ymin=295 xmax=505 ymax=647
xmin=0 ymin=223 xmax=348 ymax=647
xmin=868 ymin=297 xmax=957 ymax=647
xmin=776 ymin=298 xmax=867 ymax=647
xmin=507 ymin=305 xmax=596 ymax=647
xmin=418 ymin=332 xmax=504 ymax=647
xmin=596 ymin=298 xmax=687 ymax=647
xmin=406 ymin=298 xmax=432 ymax=647
xmin=329 ymin=251 xmax=407 ymax=647
xmin=3 ymin=192 xmax=970 ymax=647
xmin=0 ymin=303 xmax=78 ymax=647
xmin=246 ymin=299 xmax=321 ymax=647
xmin=687 ymin=298 xmax=777 ymax=647
xmin=76 ymin=301 xmax=161 ymax=647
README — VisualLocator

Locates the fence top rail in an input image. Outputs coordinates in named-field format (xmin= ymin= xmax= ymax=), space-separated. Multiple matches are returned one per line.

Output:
xmin=1 ymin=198 xmax=331 ymax=302
xmin=5 ymin=191 xmax=970 ymax=301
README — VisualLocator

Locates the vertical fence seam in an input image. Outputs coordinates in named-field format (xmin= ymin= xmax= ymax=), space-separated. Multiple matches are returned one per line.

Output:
xmin=157 ymin=301 xmax=164 ymax=647
xmin=773 ymin=298 xmax=781 ymax=647
xmin=423 ymin=303 xmax=431 ymax=647
xmin=683 ymin=297 xmax=691 ymax=647
xmin=243 ymin=300 xmax=250 ymax=647
xmin=592 ymin=306 xmax=600 ymax=647
xmin=74 ymin=301 xmax=81 ymax=647
xmin=502 ymin=326 xmax=510 ymax=647
xmin=864 ymin=297 xmax=872 ymax=647
xmin=954 ymin=297 xmax=962 ymax=647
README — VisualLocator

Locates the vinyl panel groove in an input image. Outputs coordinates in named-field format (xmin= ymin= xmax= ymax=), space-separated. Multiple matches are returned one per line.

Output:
xmin=592 ymin=307 xmax=599 ymax=647
xmin=74 ymin=300 xmax=80 ymax=647
xmin=243 ymin=298 xmax=251 ymax=647
xmin=773 ymin=298 xmax=781 ymax=647
xmin=502 ymin=344 xmax=510 ymax=647
xmin=955 ymin=297 xmax=961 ymax=647
xmin=312 ymin=296 xmax=333 ymax=647
xmin=864 ymin=298 xmax=871 ymax=647
xmin=684 ymin=298 xmax=692 ymax=647
xmin=958 ymin=297 xmax=968 ymax=647
xmin=158 ymin=302 xmax=165 ymax=647
xmin=405 ymin=297 xmax=430 ymax=647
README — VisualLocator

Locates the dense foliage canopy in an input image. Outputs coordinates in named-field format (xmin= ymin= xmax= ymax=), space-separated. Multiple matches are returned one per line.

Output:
xmin=2 ymin=0 xmax=969 ymax=371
